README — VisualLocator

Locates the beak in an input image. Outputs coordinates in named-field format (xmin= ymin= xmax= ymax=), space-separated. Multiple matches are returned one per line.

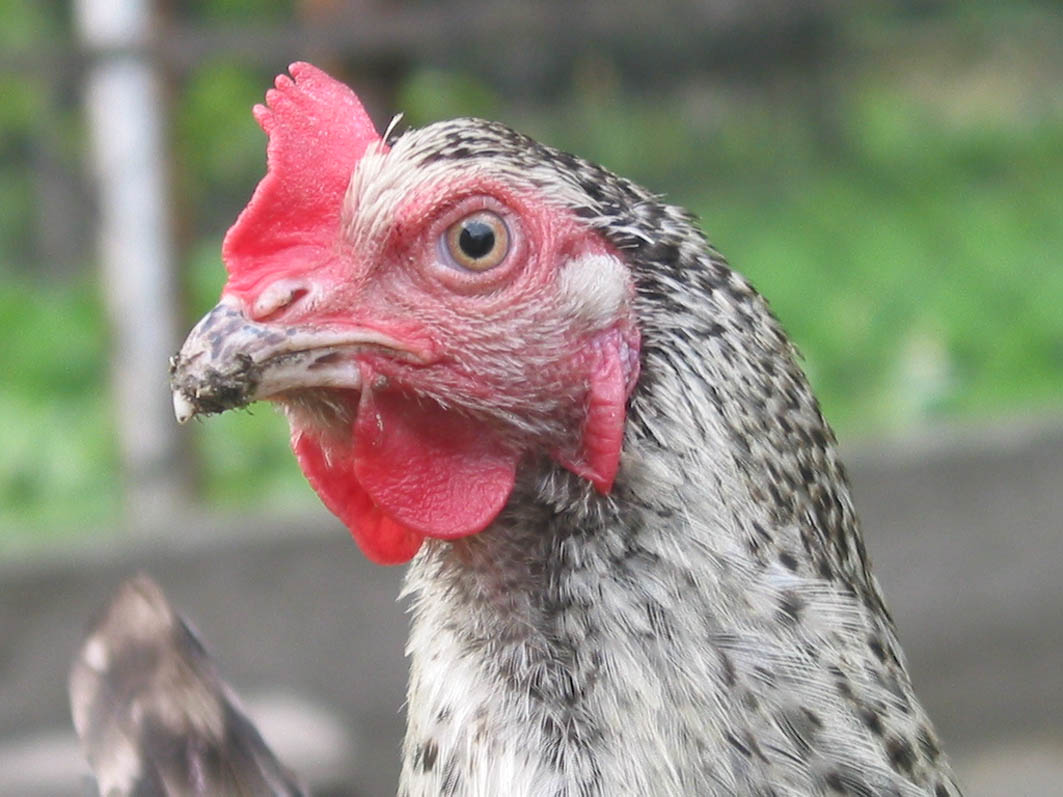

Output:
xmin=169 ymin=298 xmax=410 ymax=424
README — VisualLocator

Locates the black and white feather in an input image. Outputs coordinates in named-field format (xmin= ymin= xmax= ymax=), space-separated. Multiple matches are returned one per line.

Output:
xmin=69 ymin=574 xmax=305 ymax=797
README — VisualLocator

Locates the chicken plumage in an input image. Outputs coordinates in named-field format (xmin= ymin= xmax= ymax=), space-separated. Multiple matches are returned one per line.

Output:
xmin=168 ymin=64 xmax=962 ymax=796
xmin=69 ymin=575 xmax=305 ymax=796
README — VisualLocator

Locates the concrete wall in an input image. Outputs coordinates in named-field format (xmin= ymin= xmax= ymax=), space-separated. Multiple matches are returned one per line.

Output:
xmin=1 ymin=418 xmax=1061 ymax=796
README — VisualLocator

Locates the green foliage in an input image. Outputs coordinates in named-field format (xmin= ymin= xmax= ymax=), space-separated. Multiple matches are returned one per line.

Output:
xmin=0 ymin=0 xmax=61 ymax=49
xmin=176 ymin=62 xmax=276 ymax=234
xmin=0 ymin=72 xmax=46 ymax=265
xmin=398 ymin=70 xmax=500 ymax=127
xmin=0 ymin=276 xmax=119 ymax=539
xmin=180 ymin=0 xmax=294 ymax=22
xmin=712 ymin=90 xmax=1063 ymax=430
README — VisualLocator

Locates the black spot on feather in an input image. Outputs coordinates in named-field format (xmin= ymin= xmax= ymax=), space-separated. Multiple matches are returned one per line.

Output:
xmin=886 ymin=735 xmax=916 ymax=775
xmin=777 ymin=591 xmax=805 ymax=625
xmin=415 ymin=739 xmax=438 ymax=773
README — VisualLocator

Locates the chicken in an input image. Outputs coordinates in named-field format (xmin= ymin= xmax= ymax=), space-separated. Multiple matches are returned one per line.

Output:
xmin=69 ymin=575 xmax=305 ymax=796
xmin=170 ymin=63 xmax=962 ymax=796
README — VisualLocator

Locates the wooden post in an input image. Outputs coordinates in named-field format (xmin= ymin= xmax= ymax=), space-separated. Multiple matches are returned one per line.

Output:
xmin=74 ymin=0 xmax=187 ymax=529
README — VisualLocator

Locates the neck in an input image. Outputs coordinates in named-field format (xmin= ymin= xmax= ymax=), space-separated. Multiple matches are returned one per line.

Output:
xmin=399 ymin=452 xmax=726 ymax=797
xmin=397 ymin=253 xmax=954 ymax=797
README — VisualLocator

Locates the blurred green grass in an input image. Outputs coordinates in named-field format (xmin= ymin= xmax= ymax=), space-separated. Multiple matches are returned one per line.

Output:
xmin=2 ymin=21 xmax=1062 ymax=538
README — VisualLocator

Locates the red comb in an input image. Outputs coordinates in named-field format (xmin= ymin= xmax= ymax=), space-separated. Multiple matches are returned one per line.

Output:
xmin=222 ymin=62 xmax=381 ymax=283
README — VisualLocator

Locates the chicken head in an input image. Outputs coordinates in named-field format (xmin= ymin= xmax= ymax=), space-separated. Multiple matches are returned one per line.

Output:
xmin=171 ymin=63 xmax=641 ymax=563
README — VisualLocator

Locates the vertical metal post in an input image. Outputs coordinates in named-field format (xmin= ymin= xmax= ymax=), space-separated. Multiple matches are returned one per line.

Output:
xmin=74 ymin=0 xmax=186 ymax=529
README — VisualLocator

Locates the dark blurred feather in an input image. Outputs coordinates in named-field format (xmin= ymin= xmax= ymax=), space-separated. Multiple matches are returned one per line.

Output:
xmin=69 ymin=574 xmax=306 ymax=797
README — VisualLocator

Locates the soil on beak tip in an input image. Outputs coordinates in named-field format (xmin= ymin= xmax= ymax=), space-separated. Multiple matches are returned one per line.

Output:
xmin=169 ymin=351 xmax=262 ymax=417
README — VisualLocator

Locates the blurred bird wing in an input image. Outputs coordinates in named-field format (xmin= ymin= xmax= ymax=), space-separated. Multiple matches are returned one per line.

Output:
xmin=69 ymin=574 xmax=306 ymax=796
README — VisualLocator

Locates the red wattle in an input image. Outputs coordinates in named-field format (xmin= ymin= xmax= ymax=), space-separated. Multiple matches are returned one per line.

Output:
xmin=353 ymin=384 xmax=519 ymax=540
xmin=555 ymin=326 xmax=638 ymax=493
xmin=292 ymin=433 xmax=424 ymax=565
xmin=291 ymin=381 xmax=518 ymax=563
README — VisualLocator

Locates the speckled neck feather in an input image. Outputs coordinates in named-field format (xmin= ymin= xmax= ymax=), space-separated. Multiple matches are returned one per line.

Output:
xmin=397 ymin=119 xmax=961 ymax=797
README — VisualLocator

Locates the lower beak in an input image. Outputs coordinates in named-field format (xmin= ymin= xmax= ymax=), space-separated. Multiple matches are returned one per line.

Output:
xmin=170 ymin=299 xmax=398 ymax=424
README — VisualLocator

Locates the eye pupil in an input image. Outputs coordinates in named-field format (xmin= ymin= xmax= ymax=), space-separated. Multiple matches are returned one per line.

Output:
xmin=443 ymin=210 xmax=509 ymax=272
xmin=458 ymin=221 xmax=496 ymax=259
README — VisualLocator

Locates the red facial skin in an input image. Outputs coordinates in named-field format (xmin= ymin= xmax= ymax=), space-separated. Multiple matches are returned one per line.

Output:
xmin=214 ymin=63 xmax=639 ymax=564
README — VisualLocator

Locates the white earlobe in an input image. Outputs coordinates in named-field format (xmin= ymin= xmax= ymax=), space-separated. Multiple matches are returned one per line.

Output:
xmin=556 ymin=253 xmax=629 ymax=326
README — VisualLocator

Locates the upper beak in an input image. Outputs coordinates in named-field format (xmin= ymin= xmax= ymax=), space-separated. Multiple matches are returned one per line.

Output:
xmin=169 ymin=298 xmax=410 ymax=424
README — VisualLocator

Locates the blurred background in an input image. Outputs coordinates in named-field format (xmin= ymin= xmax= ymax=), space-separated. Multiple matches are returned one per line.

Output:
xmin=0 ymin=0 xmax=1061 ymax=795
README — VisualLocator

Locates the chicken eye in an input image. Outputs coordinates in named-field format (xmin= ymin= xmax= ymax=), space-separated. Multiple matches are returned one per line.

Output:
xmin=443 ymin=212 xmax=509 ymax=271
